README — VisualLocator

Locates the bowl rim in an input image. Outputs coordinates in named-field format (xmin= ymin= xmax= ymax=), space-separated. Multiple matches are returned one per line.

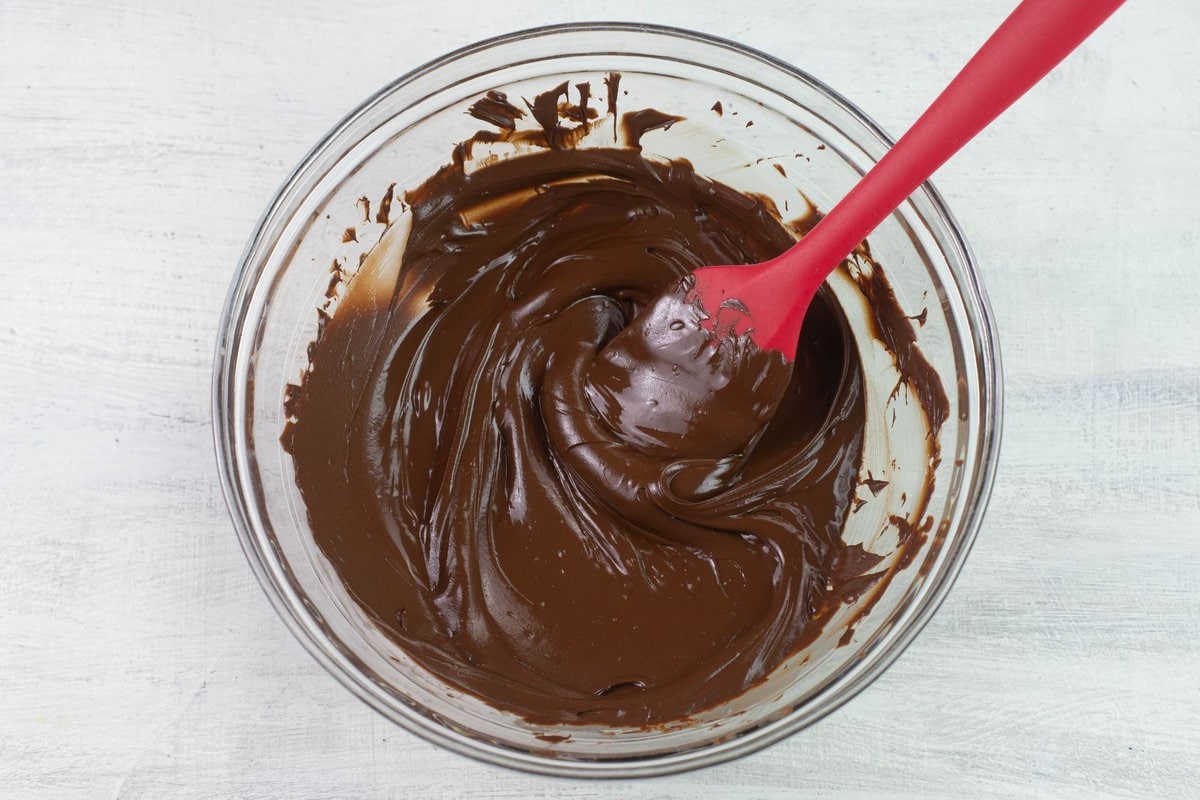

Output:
xmin=212 ymin=20 xmax=1003 ymax=778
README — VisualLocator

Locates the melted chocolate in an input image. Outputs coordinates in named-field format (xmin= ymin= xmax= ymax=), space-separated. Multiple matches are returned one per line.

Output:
xmin=620 ymin=109 xmax=685 ymax=149
xmin=467 ymin=90 xmax=526 ymax=130
xmin=604 ymin=72 xmax=621 ymax=137
xmin=375 ymin=183 xmax=395 ymax=225
xmin=584 ymin=278 xmax=791 ymax=466
xmin=284 ymin=79 xmax=945 ymax=727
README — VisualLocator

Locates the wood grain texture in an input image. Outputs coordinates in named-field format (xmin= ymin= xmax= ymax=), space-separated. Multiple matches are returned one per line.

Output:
xmin=1 ymin=1 xmax=1197 ymax=797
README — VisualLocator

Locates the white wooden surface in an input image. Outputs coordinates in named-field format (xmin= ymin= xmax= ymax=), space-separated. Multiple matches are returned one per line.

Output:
xmin=2 ymin=1 xmax=1198 ymax=797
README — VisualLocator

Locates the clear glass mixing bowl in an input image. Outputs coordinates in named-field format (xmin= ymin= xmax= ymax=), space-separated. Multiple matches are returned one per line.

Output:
xmin=213 ymin=22 xmax=1002 ymax=777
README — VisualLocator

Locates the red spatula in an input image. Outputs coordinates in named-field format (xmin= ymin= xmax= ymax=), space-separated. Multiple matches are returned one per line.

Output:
xmin=689 ymin=0 xmax=1126 ymax=356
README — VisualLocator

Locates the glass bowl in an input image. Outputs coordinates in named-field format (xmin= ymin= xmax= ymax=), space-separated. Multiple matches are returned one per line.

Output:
xmin=213 ymin=22 xmax=1002 ymax=777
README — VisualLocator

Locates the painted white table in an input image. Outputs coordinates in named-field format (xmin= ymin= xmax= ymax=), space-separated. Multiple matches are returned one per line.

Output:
xmin=3 ymin=1 xmax=1197 ymax=797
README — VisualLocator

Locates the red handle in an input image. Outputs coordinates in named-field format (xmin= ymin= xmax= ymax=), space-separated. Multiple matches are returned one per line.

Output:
xmin=783 ymin=0 xmax=1126 ymax=286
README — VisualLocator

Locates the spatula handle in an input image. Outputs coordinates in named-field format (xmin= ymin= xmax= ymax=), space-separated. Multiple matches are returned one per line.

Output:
xmin=793 ymin=0 xmax=1126 ymax=277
